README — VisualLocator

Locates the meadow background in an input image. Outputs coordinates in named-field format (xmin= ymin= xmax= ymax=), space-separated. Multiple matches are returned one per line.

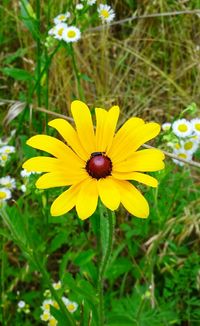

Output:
xmin=0 ymin=0 xmax=200 ymax=325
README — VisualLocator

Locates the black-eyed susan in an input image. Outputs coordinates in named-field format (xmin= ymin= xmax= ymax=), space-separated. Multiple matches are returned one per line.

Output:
xmin=23 ymin=100 xmax=165 ymax=220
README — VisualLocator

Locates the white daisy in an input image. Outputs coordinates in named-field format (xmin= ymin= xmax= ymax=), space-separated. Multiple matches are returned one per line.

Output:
xmin=40 ymin=310 xmax=50 ymax=321
xmin=62 ymin=26 xmax=81 ymax=43
xmin=162 ymin=122 xmax=171 ymax=131
xmin=0 ymin=153 xmax=9 ymax=167
xmin=191 ymin=118 xmax=200 ymax=136
xmin=53 ymin=12 xmax=70 ymax=25
xmin=0 ymin=145 xmax=15 ymax=154
xmin=87 ymin=0 xmax=96 ymax=5
xmin=20 ymin=185 xmax=27 ymax=193
xmin=41 ymin=299 xmax=53 ymax=311
xmin=62 ymin=296 xmax=70 ymax=305
xmin=18 ymin=300 xmax=26 ymax=309
xmin=76 ymin=3 xmax=84 ymax=10
xmin=48 ymin=26 xmax=57 ymax=36
xmin=0 ymin=176 xmax=16 ymax=189
xmin=66 ymin=300 xmax=78 ymax=313
xmin=0 ymin=188 xmax=11 ymax=201
xmin=54 ymin=23 xmax=68 ymax=40
xmin=20 ymin=169 xmax=32 ymax=178
xmin=52 ymin=281 xmax=61 ymax=290
xmin=173 ymin=149 xmax=193 ymax=166
xmin=172 ymin=119 xmax=193 ymax=138
xmin=180 ymin=139 xmax=199 ymax=154
xmin=48 ymin=316 xmax=58 ymax=326
xmin=98 ymin=4 xmax=115 ymax=23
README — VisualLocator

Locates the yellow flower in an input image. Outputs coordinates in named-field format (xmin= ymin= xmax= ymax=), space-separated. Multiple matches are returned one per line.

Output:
xmin=23 ymin=101 xmax=164 ymax=220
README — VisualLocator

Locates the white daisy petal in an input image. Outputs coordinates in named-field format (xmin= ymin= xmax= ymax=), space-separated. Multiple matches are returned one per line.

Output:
xmin=173 ymin=149 xmax=193 ymax=166
xmin=172 ymin=119 xmax=193 ymax=138
xmin=191 ymin=118 xmax=200 ymax=136
xmin=53 ymin=23 xmax=68 ymax=40
xmin=162 ymin=122 xmax=171 ymax=131
xmin=0 ymin=176 xmax=16 ymax=189
xmin=62 ymin=26 xmax=81 ymax=43
xmin=0 ymin=188 xmax=11 ymax=201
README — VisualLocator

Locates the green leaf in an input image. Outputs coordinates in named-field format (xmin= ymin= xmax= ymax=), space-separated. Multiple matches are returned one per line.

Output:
xmin=2 ymin=67 xmax=33 ymax=81
xmin=20 ymin=0 xmax=39 ymax=40
xmin=74 ymin=249 xmax=95 ymax=266
xmin=80 ymin=73 xmax=93 ymax=82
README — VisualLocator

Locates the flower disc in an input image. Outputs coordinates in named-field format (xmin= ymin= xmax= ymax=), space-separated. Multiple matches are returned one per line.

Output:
xmin=86 ymin=154 xmax=112 ymax=179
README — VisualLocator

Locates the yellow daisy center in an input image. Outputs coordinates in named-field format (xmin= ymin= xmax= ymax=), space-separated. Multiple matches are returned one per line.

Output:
xmin=52 ymin=301 xmax=59 ymax=309
xmin=178 ymin=124 xmax=188 ymax=132
xmin=44 ymin=303 xmax=50 ymax=310
xmin=195 ymin=123 xmax=200 ymax=131
xmin=49 ymin=319 xmax=57 ymax=326
xmin=67 ymin=303 xmax=76 ymax=312
xmin=184 ymin=141 xmax=193 ymax=150
xmin=41 ymin=312 xmax=50 ymax=321
xmin=174 ymin=143 xmax=180 ymax=149
xmin=0 ymin=191 xmax=7 ymax=199
xmin=67 ymin=30 xmax=76 ymax=38
xmin=178 ymin=153 xmax=187 ymax=159
xmin=58 ymin=15 xmax=66 ymax=20
xmin=58 ymin=28 xmax=64 ymax=36
xmin=101 ymin=9 xmax=110 ymax=18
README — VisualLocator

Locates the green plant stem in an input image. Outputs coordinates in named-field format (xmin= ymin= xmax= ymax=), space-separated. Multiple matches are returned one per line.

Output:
xmin=97 ymin=204 xmax=115 ymax=325
xmin=70 ymin=44 xmax=85 ymax=100
xmin=36 ymin=0 xmax=41 ymax=107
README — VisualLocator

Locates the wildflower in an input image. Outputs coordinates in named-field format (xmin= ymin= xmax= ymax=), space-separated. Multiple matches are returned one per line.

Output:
xmin=191 ymin=118 xmax=200 ymax=136
xmin=162 ymin=122 xmax=171 ymax=131
xmin=62 ymin=297 xmax=78 ymax=313
xmin=17 ymin=300 xmax=26 ymax=309
xmin=40 ymin=310 xmax=51 ymax=321
xmin=76 ymin=3 xmax=84 ymax=10
xmin=0 ymin=153 xmax=9 ymax=167
xmin=54 ymin=23 xmax=68 ymax=40
xmin=23 ymin=100 xmax=164 ymax=220
xmin=48 ymin=317 xmax=58 ymax=326
xmin=98 ymin=4 xmax=115 ymax=23
xmin=173 ymin=149 xmax=192 ymax=166
xmin=0 ymin=145 xmax=15 ymax=154
xmin=87 ymin=0 xmax=96 ymax=5
xmin=52 ymin=281 xmax=61 ymax=290
xmin=20 ymin=184 xmax=27 ymax=193
xmin=0 ymin=188 xmax=11 ymax=201
xmin=41 ymin=299 xmax=53 ymax=311
xmin=181 ymin=139 xmax=199 ymax=154
xmin=62 ymin=26 xmax=81 ymax=43
xmin=172 ymin=119 xmax=192 ymax=138
xmin=48 ymin=26 xmax=56 ymax=36
xmin=20 ymin=169 xmax=32 ymax=178
xmin=0 ymin=176 xmax=16 ymax=190
xmin=53 ymin=13 xmax=70 ymax=25
xmin=43 ymin=289 xmax=51 ymax=298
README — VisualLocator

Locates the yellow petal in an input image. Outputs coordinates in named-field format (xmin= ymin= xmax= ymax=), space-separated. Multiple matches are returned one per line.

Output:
xmin=108 ymin=117 xmax=144 ymax=160
xmin=36 ymin=171 xmax=88 ymax=189
xmin=48 ymin=119 xmax=88 ymax=161
xmin=115 ymin=180 xmax=149 ymax=218
xmin=112 ymin=171 xmax=158 ymax=187
xmin=114 ymin=149 xmax=165 ymax=172
xmin=71 ymin=100 xmax=95 ymax=155
xmin=22 ymin=157 xmax=63 ymax=172
xmin=97 ymin=177 xmax=120 ymax=210
xmin=50 ymin=183 xmax=81 ymax=216
xmin=76 ymin=178 xmax=98 ymax=220
xmin=95 ymin=106 xmax=119 ymax=153
xmin=109 ymin=121 xmax=161 ymax=163
xmin=27 ymin=135 xmax=82 ymax=165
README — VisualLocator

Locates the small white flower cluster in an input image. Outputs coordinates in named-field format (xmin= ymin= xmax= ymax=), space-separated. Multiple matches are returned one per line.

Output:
xmin=0 ymin=145 xmax=15 ymax=167
xmin=17 ymin=300 xmax=30 ymax=314
xmin=47 ymin=2 xmax=115 ymax=45
xmin=40 ymin=281 xmax=78 ymax=325
xmin=48 ymin=11 xmax=81 ymax=43
xmin=162 ymin=118 xmax=200 ymax=166
xmin=0 ymin=175 xmax=16 ymax=204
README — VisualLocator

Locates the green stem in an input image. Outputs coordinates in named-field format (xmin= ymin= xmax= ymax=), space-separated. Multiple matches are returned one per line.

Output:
xmin=36 ymin=0 xmax=41 ymax=107
xmin=70 ymin=44 xmax=85 ymax=100
xmin=97 ymin=203 xmax=115 ymax=325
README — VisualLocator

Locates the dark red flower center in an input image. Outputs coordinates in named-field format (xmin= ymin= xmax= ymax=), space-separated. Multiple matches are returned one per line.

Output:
xmin=86 ymin=153 xmax=112 ymax=180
